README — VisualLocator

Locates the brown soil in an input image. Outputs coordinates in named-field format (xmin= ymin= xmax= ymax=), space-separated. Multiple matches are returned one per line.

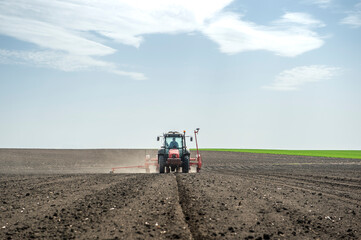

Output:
xmin=0 ymin=149 xmax=360 ymax=239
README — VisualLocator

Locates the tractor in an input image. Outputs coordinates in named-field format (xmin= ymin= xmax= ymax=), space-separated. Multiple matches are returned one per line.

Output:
xmin=110 ymin=128 xmax=201 ymax=173
xmin=157 ymin=128 xmax=201 ymax=173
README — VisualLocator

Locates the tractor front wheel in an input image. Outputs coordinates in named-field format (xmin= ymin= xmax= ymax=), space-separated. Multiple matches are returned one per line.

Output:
xmin=159 ymin=155 xmax=165 ymax=173
xmin=182 ymin=156 xmax=190 ymax=173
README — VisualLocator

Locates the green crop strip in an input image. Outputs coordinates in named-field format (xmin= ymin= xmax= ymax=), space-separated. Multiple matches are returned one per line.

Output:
xmin=195 ymin=149 xmax=361 ymax=159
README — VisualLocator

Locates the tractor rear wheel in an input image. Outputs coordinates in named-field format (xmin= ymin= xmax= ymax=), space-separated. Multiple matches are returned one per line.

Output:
xmin=182 ymin=156 xmax=190 ymax=173
xmin=159 ymin=155 xmax=165 ymax=173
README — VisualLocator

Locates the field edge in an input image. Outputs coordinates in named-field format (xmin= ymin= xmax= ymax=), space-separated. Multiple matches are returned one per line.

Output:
xmin=196 ymin=149 xmax=361 ymax=159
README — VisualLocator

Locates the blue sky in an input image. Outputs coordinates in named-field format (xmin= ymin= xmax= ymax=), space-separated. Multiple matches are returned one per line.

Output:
xmin=0 ymin=0 xmax=360 ymax=149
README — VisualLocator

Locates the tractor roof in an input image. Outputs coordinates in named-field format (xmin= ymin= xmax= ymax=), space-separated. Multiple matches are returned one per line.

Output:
xmin=164 ymin=131 xmax=183 ymax=137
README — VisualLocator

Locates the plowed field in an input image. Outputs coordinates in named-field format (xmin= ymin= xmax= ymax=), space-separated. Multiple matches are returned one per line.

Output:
xmin=0 ymin=149 xmax=360 ymax=239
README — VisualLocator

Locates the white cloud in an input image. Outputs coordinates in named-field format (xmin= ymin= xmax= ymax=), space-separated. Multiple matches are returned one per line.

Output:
xmin=275 ymin=12 xmax=325 ymax=27
xmin=341 ymin=14 xmax=361 ymax=27
xmin=340 ymin=2 xmax=361 ymax=28
xmin=304 ymin=0 xmax=333 ymax=8
xmin=0 ymin=1 xmax=326 ymax=77
xmin=0 ymin=49 xmax=147 ymax=80
xmin=0 ymin=0 xmax=233 ymax=78
xmin=263 ymin=65 xmax=340 ymax=91
xmin=0 ymin=0 xmax=232 ymax=49
xmin=202 ymin=12 xmax=324 ymax=57
xmin=0 ymin=15 xmax=115 ymax=56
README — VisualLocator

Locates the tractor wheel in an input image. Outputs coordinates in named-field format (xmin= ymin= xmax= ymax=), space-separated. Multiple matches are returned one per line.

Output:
xmin=182 ymin=156 xmax=190 ymax=173
xmin=159 ymin=155 xmax=165 ymax=173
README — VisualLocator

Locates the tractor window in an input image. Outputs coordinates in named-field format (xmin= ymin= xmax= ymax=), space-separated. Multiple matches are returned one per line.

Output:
xmin=165 ymin=137 xmax=183 ymax=149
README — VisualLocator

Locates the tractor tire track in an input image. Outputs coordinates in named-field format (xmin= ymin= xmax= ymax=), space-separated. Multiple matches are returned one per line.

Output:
xmin=175 ymin=174 xmax=203 ymax=240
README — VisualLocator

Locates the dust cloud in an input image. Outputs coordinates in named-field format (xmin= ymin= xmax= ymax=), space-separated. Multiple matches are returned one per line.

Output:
xmin=0 ymin=149 xmax=158 ymax=174
xmin=0 ymin=149 xmax=200 ymax=174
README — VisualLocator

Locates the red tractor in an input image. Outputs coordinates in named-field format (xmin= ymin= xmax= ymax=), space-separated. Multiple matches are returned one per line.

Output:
xmin=157 ymin=128 xmax=201 ymax=173
xmin=110 ymin=128 xmax=201 ymax=173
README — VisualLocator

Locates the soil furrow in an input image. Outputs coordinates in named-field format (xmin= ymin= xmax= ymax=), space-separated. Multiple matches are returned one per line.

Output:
xmin=219 ymin=171 xmax=361 ymax=205
xmin=250 ymin=175 xmax=361 ymax=204
xmin=175 ymin=174 xmax=197 ymax=240
xmin=1 ymin=150 xmax=360 ymax=239
xmin=259 ymin=173 xmax=361 ymax=190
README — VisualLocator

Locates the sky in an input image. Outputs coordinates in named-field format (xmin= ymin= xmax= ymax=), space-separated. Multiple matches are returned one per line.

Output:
xmin=0 ymin=0 xmax=360 ymax=149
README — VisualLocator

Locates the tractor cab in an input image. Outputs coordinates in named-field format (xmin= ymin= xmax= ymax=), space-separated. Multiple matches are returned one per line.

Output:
xmin=165 ymin=136 xmax=182 ymax=149
xmin=157 ymin=131 xmax=192 ymax=173
xmin=162 ymin=132 xmax=186 ymax=157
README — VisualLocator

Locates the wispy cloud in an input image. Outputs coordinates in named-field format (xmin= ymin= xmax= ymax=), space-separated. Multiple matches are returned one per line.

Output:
xmin=303 ymin=0 xmax=333 ymax=8
xmin=340 ymin=2 xmax=361 ymax=28
xmin=275 ymin=12 xmax=325 ymax=27
xmin=0 ymin=1 xmax=326 ymax=77
xmin=202 ymin=12 xmax=325 ymax=57
xmin=263 ymin=65 xmax=340 ymax=91
xmin=0 ymin=0 xmax=233 ymax=78
xmin=0 ymin=49 xmax=147 ymax=80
